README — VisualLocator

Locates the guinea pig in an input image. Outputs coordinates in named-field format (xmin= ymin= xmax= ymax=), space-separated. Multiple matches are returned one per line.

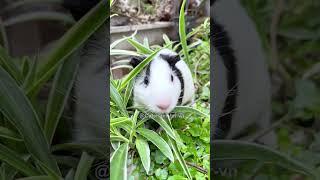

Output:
xmin=129 ymin=49 xmax=195 ymax=114
xmin=212 ymin=0 xmax=277 ymax=146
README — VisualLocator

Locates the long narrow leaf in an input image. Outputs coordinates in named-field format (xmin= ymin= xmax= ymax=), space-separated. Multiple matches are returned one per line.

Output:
xmin=0 ymin=144 xmax=40 ymax=176
xmin=179 ymin=0 xmax=189 ymax=64
xmin=110 ymin=143 xmax=129 ymax=180
xmin=44 ymin=52 xmax=79 ymax=144
xmin=0 ymin=66 xmax=60 ymax=175
xmin=137 ymin=128 xmax=174 ymax=162
xmin=0 ymin=126 xmax=22 ymax=141
xmin=110 ymin=30 xmax=137 ymax=49
xmin=0 ymin=46 xmax=23 ymax=84
xmin=110 ymin=83 xmax=128 ymax=116
xmin=213 ymin=140 xmax=319 ymax=179
xmin=119 ymin=48 xmax=161 ymax=90
xmin=150 ymin=116 xmax=176 ymax=139
xmin=167 ymin=136 xmax=192 ymax=179
xmin=127 ymin=38 xmax=153 ymax=54
xmin=135 ymin=137 xmax=151 ymax=173
xmin=74 ymin=152 xmax=95 ymax=180
xmin=16 ymin=176 xmax=55 ymax=180
xmin=173 ymin=106 xmax=209 ymax=118
xmin=27 ymin=0 xmax=108 ymax=96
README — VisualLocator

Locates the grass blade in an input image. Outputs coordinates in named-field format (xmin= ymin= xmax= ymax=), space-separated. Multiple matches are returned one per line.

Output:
xmin=74 ymin=152 xmax=95 ymax=180
xmin=213 ymin=140 xmax=319 ymax=179
xmin=27 ymin=0 xmax=108 ymax=96
xmin=135 ymin=137 xmax=151 ymax=173
xmin=44 ymin=52 xmax=79 ymax=144
xmin=65 ymin=169 xmax=75 ymax=180
xmin=127 ymin=38 xmax=153 ymax=54
xmin=123 ymin=79 xmax=134 ymax=107
xmin=150 ymin=116 xmax=176 ymax=139
xmin=167 ymin=136 xmax=192 ymax=179
xmin=0 ymin=46 xmax=23 ymax=84
xmin=17 ymin=176 xmax=55 ymax=180
xmin=137 ymin=128 xmax=174 ymax=162
xmin=0 ymin=66 xmax=60 ymax=175
xmin=110 ymin=83 xmax=128 ymax=116
xmin=110 ymin=30 xmax=137 ymax=49
xmin=179 ymin=0 xmax=189 ymax=65
xmin=173 ymin=106 xmax=209 ymax=118
xmin=110 ymin=49 xmax=141 ymax=56
xmin=0 ymin=143 xmax=40 ymax=176
xmin=110 ymin=143 xmax=129 ymax=180
xmin=0 ymin=126 xmax=22 ymax=141
xmin=119 ymin=48 xmax=161 ymax=90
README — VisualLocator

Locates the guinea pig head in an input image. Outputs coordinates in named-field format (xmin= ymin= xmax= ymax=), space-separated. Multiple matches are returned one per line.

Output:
xmin=130 ymin=49 xmax=183 ymax=113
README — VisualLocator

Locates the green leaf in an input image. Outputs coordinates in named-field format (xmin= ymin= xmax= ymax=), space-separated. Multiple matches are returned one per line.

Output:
xmin=74 ymin=152 xmax=95 ymax=180
xmin=0 ymin=126 xmax=22 ymax=141
xmin=22 ymin=57 xmax=38 ymax=91
xmin=110 ymin=143 xmax=129 ymax=180
xmin=0 ymin=143 xmax=40 ymax=176
xmin=110 ymin=135 xmax=129 ymax=143
xmin=167 ymin=136 xmax=192 ymax=179
xmin=123 ymin=79 xmax=134 ymax=107
xmin=213 ymin=140 xmax=319 ymax=179
xmin=119 ymin=48 xmax=162 ymax=90
xmin=110 ymin=30 xmax=137 ymax=49
xmin=179 ymin=0 xmax=189 ymax=64
xmin=127 ymin=38 xmax=153 ymax=54
xmin=44 ymin=52 xmax=79 ymax=144
xmin=111 ymin=117 xmax=132 ymax=126
xmin=16 ymin=176 xmax=56 ymax=180
xmin=110 ymin=83 xmax=128 ymax=116
xmin=65 ymin=169 xmax=75 ymax=180
xmin=27 ymin=0 xmax=108 ymax=96
xmin=172 ymin=106 xmax=209 ymax=119
xmin=150 ymin=115 xmax=176 ymax=139
xmin=137 ymin=128 xmax=174 ymax=162
xmin=155 ymin=168 xmax=168 ymax=180
xmin=136 ymin=137 xmax=151 ymax=173
xmin=0 ymin=66 xmax=60 ymax=175
xmin=0 ymin=46 xmax=23 ymax=84
xmin=143 ymin=37 xmax=150 ymax=49
xmin=110 ymin=49 xmax=141 ymax=56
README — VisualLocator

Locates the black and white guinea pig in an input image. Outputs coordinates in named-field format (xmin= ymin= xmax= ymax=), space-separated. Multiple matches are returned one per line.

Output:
xmin=212 ymin=0 xmax=276 ymax=146
xmin=129 ymin=49 xmax=195 ymax=114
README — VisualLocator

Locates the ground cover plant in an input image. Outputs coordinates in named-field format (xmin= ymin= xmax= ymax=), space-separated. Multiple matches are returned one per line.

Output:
xmin=109 ymin=0 xmax=210 ymax=179
xmin=0 ymin=1 xmax=108 ymax=179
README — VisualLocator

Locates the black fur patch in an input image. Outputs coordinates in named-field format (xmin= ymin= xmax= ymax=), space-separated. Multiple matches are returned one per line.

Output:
xmin=63 ymin=0 xmax=100 ymax=20
xmin=159 ymin=54 xmax=184 ymax=105
xmin=212 ymin=20 xmax=239 ymax=139
xmin=130 ymin=56 xmax=145 ymax=68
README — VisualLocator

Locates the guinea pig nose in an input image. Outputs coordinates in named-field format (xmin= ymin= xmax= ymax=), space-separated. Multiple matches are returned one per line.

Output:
xmin=156 ymin=101 xmax=170 ymax=111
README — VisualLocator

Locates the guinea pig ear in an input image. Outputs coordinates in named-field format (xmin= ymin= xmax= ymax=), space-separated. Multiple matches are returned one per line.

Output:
xmin=130 ymin=56 xmax=146 ymax=68
xmin=160 ymin=54 xmax=180 ymax=66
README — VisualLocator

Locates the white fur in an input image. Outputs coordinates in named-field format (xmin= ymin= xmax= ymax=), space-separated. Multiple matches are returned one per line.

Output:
xmin=133 ymin=49 xmax=195 ymax=114
xmin=213 ymin=0 xmax=276 ymax=146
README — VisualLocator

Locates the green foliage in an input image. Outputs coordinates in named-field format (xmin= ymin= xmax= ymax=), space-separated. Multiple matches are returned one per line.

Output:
xmin=217 ymin=0 xmax=320 ymax=179
xmin=0 ymin=1 xmax=108 ymax=179
xmin=110 ymin=1 xmax=210 ymax=179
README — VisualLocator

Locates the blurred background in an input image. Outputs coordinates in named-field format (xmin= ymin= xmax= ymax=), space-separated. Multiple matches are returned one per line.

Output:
xmin=0 ymin=0 xmax=73 ymax=57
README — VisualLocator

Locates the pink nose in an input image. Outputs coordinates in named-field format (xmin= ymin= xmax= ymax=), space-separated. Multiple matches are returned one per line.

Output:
xmin=156 ymin=100 xmax=171 ymax=111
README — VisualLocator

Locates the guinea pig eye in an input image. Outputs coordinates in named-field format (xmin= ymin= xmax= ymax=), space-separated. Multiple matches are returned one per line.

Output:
xmin=143 ymin=77 xmax=149 ymax=85
xmin=170 ymin=75 xmax=174 ymax=82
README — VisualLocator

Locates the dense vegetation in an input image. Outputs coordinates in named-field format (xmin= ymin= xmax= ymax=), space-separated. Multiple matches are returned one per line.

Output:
xmin=0 ymin=1 xmax=108 ymax=179
xmin=110 ymin=0 xmax=210 ymax=179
